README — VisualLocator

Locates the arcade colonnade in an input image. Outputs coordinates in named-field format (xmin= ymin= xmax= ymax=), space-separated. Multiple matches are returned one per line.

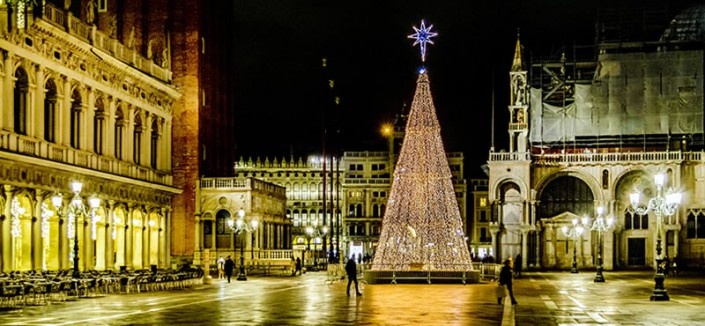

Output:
xmin=0 ymin=184 xmax=171 ymax=273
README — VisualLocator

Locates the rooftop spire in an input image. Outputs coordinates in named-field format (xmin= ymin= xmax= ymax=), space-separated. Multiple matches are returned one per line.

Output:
xmin=511 ymin=29 xmax=523 ymax=71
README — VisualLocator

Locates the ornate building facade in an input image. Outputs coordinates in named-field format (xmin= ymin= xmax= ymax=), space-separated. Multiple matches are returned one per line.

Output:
xmin=0 ymin=0 xmax=178 ymax=272
xmin=488 ymin=3 xmax=705 ymax=271
xmin=195 ymin=177 xmax=289 ymax=267
xmin=0 ymin=0 xmax=237 ymax=272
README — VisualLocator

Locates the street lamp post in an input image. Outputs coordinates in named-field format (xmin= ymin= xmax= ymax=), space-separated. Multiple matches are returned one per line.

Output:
xmin=589 ymin=206 xmax=614 ymax=282
xmin=562 ymin=217 xmax=587 ymax=274
xmin=629 ymin=173 xmax=681 ymax=301
xmin=306 ymin=225 xmax=328 ymax=271
xmin=52 ymin=181 xmax=100 ymax=279
xmin=228 ymin=208 xmax=257 ymax=281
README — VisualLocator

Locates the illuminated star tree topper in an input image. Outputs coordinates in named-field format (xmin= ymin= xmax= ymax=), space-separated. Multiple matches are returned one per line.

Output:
xmin=408 ymin=19 xmax=438 ymax=63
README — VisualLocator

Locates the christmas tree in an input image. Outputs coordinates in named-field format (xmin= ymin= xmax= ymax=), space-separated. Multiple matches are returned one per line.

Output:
xmin=371 ymin=69 xmax=472 ymax=271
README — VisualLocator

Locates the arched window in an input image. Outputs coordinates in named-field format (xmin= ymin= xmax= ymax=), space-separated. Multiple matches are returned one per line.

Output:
xmin=309 ymin=182 xmax=316 ymax=200
xmin=301 ymin=209 xmax=308 ymax=225
xmin=355 ymin=204 xmax=363 ymax=217
xmin=538 ymin=176 xmax=594 ymax=219
xmin=685 ymin=211 xmax=705 ymax=239
xmin=215 ymin=210 xmax=231 ymax=235
xmin=285 ymin=183 xmax=292 ymax=199
xmin=372 ymin=204 xmax=379 ymax=217
xmin=150 ymin=118 xmax=159 ymax=169
xmin=14 ymin=67 xmax=29 ymax=135
xmin=114 ymin=107 xmax=125 ymax=159
xmin=293 ymin=183 xmax=300 ymax=200
xmin=70 ymin=89 xmax=82 ymax=148
xmin=93 ymin=97 xmax=105 ymax=154
xmin=380 ymin=204 xmax=386 ymax=217
xmin=44 ymin=79 xmax=57 ymax=142
xmin=293 ymin=209 xmax=300 ymax=227
xmin=624 ymin=209 xmax=648 ymax=230
xmin=301 ymin=183 xmax=308 ymax=200
xmin=133 ymin=112 xmax=142 ymax=164
xmin=349 ymin=204 xmax=355 ymax=217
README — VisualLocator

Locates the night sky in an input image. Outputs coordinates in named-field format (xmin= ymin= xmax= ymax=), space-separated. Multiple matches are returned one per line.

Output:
xmin=231 ymin=0 xmax=698 ymax=178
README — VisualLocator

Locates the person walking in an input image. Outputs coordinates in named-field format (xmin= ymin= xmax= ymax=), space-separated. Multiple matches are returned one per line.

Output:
xmin=514 ymin=253 xmax=522 ymax=278
xmin=345 ymin=257 xmax=362 ymax=296
xmin=295 ymin=257 xmax=302 ymax=276
xmin=217 ymin=256 xmax=225 ymax=279
xmin=224 ymin=255 xmax=235 ymax=283
xmin=499 ymin=259 xmax=517 ymax=305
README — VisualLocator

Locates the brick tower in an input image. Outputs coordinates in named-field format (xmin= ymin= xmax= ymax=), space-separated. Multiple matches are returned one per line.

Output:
xmin=108 ymin=0 xmax=237 ymax=264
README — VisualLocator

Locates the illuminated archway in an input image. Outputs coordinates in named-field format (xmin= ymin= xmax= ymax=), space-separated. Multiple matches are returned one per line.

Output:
xmin=113 ymin=206 xmax=127 ymax=270
xmin=148 ymin=210 xmax=160 ymax=266
xmin=132 ymin=209 xmax=145 ymax=269
xmin=93 ymin=207 xmax=107 ymax=270
xmin=10 ymin=193 xmax=33 ymax=271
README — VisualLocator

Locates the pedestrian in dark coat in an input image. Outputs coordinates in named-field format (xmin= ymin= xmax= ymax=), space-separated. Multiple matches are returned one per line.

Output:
xmin=224 ymin=255 xmax=235 ymax=283
xmin=346 ymin=257 xmax=362 ymax=296
xmin=498 ymin=259 xmax=517 ymax=305
xmin=295 ymin=257 xmax=302 ymax=276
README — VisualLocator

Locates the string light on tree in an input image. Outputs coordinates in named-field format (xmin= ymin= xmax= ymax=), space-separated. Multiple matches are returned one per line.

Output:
xmin=371 ymin=20 xmax=472 ymax=272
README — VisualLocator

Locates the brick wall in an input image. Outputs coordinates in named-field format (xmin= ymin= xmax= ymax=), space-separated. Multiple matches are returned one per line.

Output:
xmin=169 ymin=0 xmax=201 ymax=260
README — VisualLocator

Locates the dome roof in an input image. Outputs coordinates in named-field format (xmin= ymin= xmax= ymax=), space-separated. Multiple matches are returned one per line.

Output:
xmin=661 ymin=4 xmax=705 ymax=42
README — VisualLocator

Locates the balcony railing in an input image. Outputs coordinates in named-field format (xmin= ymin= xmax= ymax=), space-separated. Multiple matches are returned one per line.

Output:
xmin=0 ymin=131 xmax=172 ymax=185
xmin=199 ymin=177 xmax=286 ymax=196
xmin=40 ymin=3 xmax=172 ymax=83
xmin=489 ymin=150 xmax=687 ymax=164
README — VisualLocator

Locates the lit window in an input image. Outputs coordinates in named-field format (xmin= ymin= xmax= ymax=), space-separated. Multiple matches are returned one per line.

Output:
xmin=98 ymin=0 xmax=108 ymax=12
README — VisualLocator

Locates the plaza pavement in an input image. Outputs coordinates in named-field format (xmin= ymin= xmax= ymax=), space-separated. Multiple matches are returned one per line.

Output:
xmin=0 ymin=269 xmax=704 ymax=325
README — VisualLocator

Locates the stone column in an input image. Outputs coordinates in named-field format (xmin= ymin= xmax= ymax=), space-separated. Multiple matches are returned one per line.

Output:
xmin=143 ymin=208 xmax=151 ymax=268
xmin=145 ymin=113 xmax=154 ymax=168
xmin=125 ymin=204 xmax=134 ymax=269
xmin=521 ymin=229 xmax=528 ymax=270
xmin=106 ymin=201 xmax=115 ymax=270
xmin=545 ymin=224 xmax=556 ymax=267
xmin=61 ymin=77 xmax=72 ymax=147
xmin=604 ymin=230 xmax=614 ymax=270
xmin=81 ymin=206 xmax=90 ymax=272
xmin=33 ymin=191 xmax=45 ymax=271
xmin=106 ymin=97 xmax=116 ymax=158
xmin=34 ymin=65 xmax=45 ymax=140
xmin=125 ymin=105 xmax=135 ymax=163
xmin=2 ymin=186 xmax=15 ymax=272
xmin=534 ymin=229 xmax=542 ymax=269
xmin=164 ymin=208 xmax=171 ymax=268
xmin=165 ymin=119 xmax=173 ymax=170
xmin=86 ymin=88 xmax=96 ymax=152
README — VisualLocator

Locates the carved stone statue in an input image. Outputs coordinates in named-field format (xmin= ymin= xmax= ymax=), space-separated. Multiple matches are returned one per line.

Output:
xmin=86 ymin=0 xmax=96 ymax=24
xmin=127 ymin=27 xmax=135 ymax=49
xmin=161 ymin=46 xmax=169 ymax=68
xmin=106 ymin=13 xmax=117 ymax=38
xmin=64 ymin=0 xmax=71 ymax=11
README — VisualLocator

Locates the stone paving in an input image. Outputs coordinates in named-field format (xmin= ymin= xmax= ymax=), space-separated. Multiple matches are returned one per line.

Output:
xmin=0 ymin=273 xmax=502 ymax=325
xmin=2 ymin=270 xmax=705 ymax=325
xmin=510 ymin=270 xmax=705 ymax=326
